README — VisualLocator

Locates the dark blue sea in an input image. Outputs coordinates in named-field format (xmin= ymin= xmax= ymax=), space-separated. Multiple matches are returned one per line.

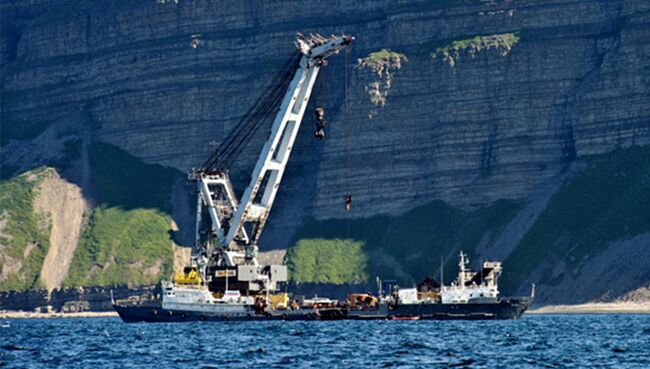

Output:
xmin=1 ymin=315 xmax=650 ymax=368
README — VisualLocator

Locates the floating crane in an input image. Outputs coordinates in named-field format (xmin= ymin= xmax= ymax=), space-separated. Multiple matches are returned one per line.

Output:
xmin=113 ymin=34 xmax=532 ymax=323
xmin=187 ymin=33 xmax=353 ymax=296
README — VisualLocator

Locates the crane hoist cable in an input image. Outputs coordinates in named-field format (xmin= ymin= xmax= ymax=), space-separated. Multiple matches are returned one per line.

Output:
xmin=199 ymin=53 xmax=301 ymax=173
xmin=216 ymin=81 xmax=286 ymax=169
xmin=344 ymin=46 xmax=352 ymax=240
xmin=203 ymin=55 xmax=298 ymax=172
xmin=217 ymin=62 xmax=295 ymax=165
xmin=215 ymin=55 xmax=297 ymax=162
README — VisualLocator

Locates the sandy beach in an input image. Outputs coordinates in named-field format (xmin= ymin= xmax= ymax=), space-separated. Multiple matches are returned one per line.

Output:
xmin=0 ymin=311 xmax=119 ymax=319
xmin=528 ymin=302 xmax=650 ymax=314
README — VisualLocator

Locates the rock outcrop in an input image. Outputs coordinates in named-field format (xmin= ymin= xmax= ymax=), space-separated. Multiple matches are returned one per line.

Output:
xmin=34 ymin=169 xmax=87 ymax=292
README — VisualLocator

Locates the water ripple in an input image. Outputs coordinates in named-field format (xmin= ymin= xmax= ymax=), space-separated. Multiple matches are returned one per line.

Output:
xmin=0 ymin=315 xmax=650 ymax=368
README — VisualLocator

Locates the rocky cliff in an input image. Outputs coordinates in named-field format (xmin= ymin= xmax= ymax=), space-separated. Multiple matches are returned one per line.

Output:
xmin=1 ymin=0 xmax=649 ymax=304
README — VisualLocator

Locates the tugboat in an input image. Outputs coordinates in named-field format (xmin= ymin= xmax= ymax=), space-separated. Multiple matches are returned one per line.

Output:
xmin=352 ymin=251 xmax=533 ymax=320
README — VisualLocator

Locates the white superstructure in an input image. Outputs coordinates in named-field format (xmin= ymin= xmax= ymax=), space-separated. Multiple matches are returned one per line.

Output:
xmin=440 ymin=252 xmax=502 ymax=304
xmin=161 ymin=282 xmax=254 ymax=315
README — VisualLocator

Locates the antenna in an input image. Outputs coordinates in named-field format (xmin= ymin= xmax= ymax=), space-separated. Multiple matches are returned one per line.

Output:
xmin=440 ymin=255 xmax=444 ymax=291
xmin=376 ymin=276 xmax=382 ymax=296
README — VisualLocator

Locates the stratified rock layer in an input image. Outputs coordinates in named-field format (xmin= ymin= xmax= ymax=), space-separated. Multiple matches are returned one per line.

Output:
xmin=1 ymin=0 xmax=650 ymax=302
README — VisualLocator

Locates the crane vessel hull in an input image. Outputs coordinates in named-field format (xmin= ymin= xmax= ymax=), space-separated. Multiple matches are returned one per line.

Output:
xmin=113 ymin=298 xmax=529 ymax=322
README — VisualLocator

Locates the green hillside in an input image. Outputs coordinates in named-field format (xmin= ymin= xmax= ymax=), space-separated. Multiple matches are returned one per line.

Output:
xmin=64 ymin=206 xmax=173 ymax=287
xmin=0 ymin=169 xmax=51 ymax=291
xmin=63 ymin=142 xmax=178 ymax=287
xmin=0 ymin=143 xmax=180 ymax=291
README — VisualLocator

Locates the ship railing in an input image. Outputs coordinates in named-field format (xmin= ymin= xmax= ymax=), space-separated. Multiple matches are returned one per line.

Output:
xmin=114 ymin=294 xmax=159 ymax=306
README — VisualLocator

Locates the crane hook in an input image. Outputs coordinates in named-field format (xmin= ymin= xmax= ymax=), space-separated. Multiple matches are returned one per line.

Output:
xmin=344 ymin=193 xmax=352 ymax=211
xmin=314 ymin=107 xmax=327 ymax=141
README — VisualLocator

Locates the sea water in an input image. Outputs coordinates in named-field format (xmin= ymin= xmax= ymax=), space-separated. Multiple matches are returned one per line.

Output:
xmin=1 ymin=314 xmax=649 ymax=368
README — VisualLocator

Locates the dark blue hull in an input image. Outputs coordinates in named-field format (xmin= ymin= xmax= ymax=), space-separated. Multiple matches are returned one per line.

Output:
xmin=114 ymin=298 xmax=529 ymax=322
xmin=113 ymin=304 xmax=319 ymax=323
xmin=388 ymin=298 xmax=530 ymax=320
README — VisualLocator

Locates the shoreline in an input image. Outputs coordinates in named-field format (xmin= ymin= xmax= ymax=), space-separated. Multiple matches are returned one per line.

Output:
xmin=0 ymin=311 xmax=118 ymax=319
xmin=528 ymin=302 xmax=650 ymax=314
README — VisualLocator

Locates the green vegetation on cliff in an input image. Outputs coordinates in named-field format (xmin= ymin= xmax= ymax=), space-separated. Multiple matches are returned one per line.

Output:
xmin=64 ymin=206 xmax=173 ymax=286
xmin=503 ymin=145 xmax=650 ymax=290
xmin=432 ymin=33 xmax=520 ymax=67
xmin=359 ymin=49 xmax=408 ymax=66
xmin=287 ymin=239 xmax=368 ymax=284
xmin=357 ymin=49 xmax=408 ymax=77
xmin=287 ymin=200 xmax=520 ymax=285
xmin=0 ymin=142 xmax=180 ymax=291
xmin=434 ymin=33 xmax=520 ymax=55
xmin=0 ymin=169 xmax=50 ymax=290
xmin=64 ymin=142 xmax=179 ymax=287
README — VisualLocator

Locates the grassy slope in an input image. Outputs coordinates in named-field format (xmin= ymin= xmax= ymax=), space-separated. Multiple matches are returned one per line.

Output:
xmin=502 ymin=145 xmax=650 ymax=290
xmin=0 ymin=169 xmax=51 ymax=290
xmin=287 ymin=200 xmax=520 ymax=285
xmin=63 ymin=142 xmax=179 ymax=287
xmin=0 ymin=142 xmax=180 ymax=291
xmin=287 ymin=239 xmax=368 ymax=284
xmin=64 ymin=206 xmax=173 ymax=286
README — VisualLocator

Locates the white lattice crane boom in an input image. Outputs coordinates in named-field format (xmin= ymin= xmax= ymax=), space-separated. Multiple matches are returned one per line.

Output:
xmin=192 ymin=34 xmax=352 ymax=285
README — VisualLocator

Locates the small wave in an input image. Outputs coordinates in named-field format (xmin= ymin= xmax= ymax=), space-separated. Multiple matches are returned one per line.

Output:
xmin=401 ymin=341 xmax=430 ymax=350
xmin=245 ymin=347 xmax=266 ymax=355
xmin=1 ymin=344 xmax=30 ymax=352
xmin=448 ymin=358 xmax=476 ymax=367
xmin=3 ymin=314 xmax=649 ymax=368
xmin=275 ymin=355 xmax=297 ymax=365
xmin=381 ymin=360 xmax=408 ymax=367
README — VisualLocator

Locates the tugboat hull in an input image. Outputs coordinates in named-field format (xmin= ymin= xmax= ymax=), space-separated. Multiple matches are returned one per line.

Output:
xmin=389 ymin=298 xmax=530 ymax=320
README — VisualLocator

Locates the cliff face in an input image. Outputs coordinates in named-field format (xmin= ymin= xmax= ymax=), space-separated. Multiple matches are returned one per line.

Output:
xmin=1 ymin=0 xmax=650 ymax=303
